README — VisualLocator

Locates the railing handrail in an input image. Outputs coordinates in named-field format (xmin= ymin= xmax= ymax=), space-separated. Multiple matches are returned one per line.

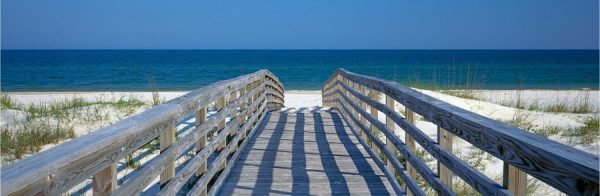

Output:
xmin=1 ymin=69 xmax=285 ymax=195
xmin=322 ymin=68 xmax=599 ymax=195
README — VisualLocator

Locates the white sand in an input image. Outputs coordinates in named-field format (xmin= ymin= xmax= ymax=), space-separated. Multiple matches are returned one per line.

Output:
xmin=2 ymin=89 xmax=598 ymax=195
xmin=474 ymin=90 xmax=600 ymax=109
xmin=2 ymin=90 xmax=597 ymax=153
xmin=1 ymin=91 xmax=188 ymax=106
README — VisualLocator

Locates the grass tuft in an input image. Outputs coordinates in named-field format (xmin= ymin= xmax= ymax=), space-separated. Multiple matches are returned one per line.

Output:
xmin=1 ymin=94 xmax=20 ymax=109
xmin=125 ymin=153 xmax=140 ymax=169
xmin=1 ymin=95 xmax=148 ymax=164
xmin=1 ymin=123 xmax=76 ymax=160
xmin=147 ymin=76 xmax=162 ymax=107
xmin=563 ymin=117 xmax=599 ymax=145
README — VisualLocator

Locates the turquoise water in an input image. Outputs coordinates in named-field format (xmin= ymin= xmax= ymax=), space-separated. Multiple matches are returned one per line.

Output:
xmin=1 ymin=50 xmax=598 ymax=91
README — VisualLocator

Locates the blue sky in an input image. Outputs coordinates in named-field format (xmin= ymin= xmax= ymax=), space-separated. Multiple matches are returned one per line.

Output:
xmin=2 ymin=0 xmax=598 ymax=49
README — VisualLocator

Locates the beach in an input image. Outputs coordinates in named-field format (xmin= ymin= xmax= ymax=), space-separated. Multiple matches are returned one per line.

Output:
xmin=2 ymin=89 xmax=597 ymax=151
xmin=2 ymin=0 xmax=598 ymax=194
xmin=1 ymin=89 xmax=598 ymax=195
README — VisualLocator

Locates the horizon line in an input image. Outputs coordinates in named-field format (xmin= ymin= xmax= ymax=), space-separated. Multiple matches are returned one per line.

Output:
xmin=2 ymin=48 xmax=599 ymax=51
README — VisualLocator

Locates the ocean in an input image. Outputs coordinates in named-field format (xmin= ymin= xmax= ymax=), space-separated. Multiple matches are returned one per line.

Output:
xmin=1 ymin=50 xmax=598 ymax=91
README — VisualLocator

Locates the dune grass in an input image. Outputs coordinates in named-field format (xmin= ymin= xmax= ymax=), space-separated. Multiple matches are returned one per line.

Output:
xmin=563 ymin=117 xmax=599 ymax=145
xmin=398 ymin=65 xmax=597 ymax=114
xmin=147 ymin=76 xmax=163 ymax=107
xmin=1 ymin=94 xmax=19 ymax=109
xmin=1 ymin=121 xmax=76 ymax=160
xmin=0 ymin=94 xmax=147 ymax=164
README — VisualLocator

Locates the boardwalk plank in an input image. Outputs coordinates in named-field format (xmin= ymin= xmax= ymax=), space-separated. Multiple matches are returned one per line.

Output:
xmin=216 ymin=111 xmax=400 ymax=195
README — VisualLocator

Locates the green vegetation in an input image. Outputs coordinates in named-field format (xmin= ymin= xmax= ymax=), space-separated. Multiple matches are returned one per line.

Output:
xmin=501 ymin=89 xmax=596 ymax=114
xmin=400 ymin=65 xmax=597 ymax=115
xmin=125 ymin=153 xmax=140 ymax=169
xmin=440 ymin=90 xmax=481 ymax=100
xmin=400 ymin=64 xmax=487 ymax=100
xmin=1 ymin=122 xmax=76 ymax=160
xmin=1 ymin=94 xmax=19 ymax=109
xmin=532 ymin=126 xmax=562 ymax=138
xmin=0 ymin=94 xmax=148 ymax=164
xmin=147 ymin=76 xmax=163 ymax=107
xmin=504 ymin=108 xmax=598 ymax=146
xmin=563 ymin=117 xmax=599 ymax=145
xmin=505 ymin=110 xmax=535 ymax=132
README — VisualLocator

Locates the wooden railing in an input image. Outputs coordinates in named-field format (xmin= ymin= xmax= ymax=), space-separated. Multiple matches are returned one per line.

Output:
xmin=1 ymin=70 xmax=285 ymax=196
xmin=322 ymin=68 xmax=599 ymax=196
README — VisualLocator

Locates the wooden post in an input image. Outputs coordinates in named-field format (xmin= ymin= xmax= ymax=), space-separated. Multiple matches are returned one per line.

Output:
xmin=160 ymin=125 xmax=176 ymax=187
xmin=229 ymin=91 xmax=238 ymax=136
xmin=245 ymin=84 xmax=253 ymax=135
xmin=438 ymin=127 xmax=453 ymax=188
xmin=385 ymin=95 xmax=396 ymax=177
xmin=346 ymin=80 xmax=354 ymax=126
xmin=405 ymin=108 xmax=417 ymax=196
xmin=216 ymin=96 xmax=226 ymax=151
xmin=369 ymin=89 xmax=380 ymax=156
xmin=252 ymin=79 xmax=262 ymax=125
xmin=356 ymin=83 xmax=368 ymax=142
xmin=239 ymin=86 xmax=247 ymax=138
xmin=252 ymin=81 xmax=259 ymax=115
xmin=335 ymin=76 xmax=342 ymax=110
xmin=196 ymin=107 xmax=207 ymax=177
xmin=92 ymin=163 xmax=116 ymax=196
xmin=199 ymin=188 xmax=207 ymax=196
xmin=504 ymin=163 xmax=527 ymax=196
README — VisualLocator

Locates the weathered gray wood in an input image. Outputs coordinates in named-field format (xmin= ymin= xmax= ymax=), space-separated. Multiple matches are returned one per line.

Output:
xmin=111 ymin=86 xmax=269 ymax=196
xmin=368 ymin=89 xmax=381 ymax=156
xmin=228 ymin=91 xmax=239 ymax=136
xmin=157 ymin=99 xmax=269 ymax=196
xmin=385 ymin=95 xmax=397 ymax=179
xmin=438 ymin=127 xmax=453 ymax=189
xmin=92 ymin=163 xmax=116 ymax=196
xmin=207 ymin=109 xmax=270 ymax=196
xmin=405 ymin=107 xmax=417 ymax=196
xmin=113 ymin=118 xmax=239 ymax=195
xmin=216 ymin=96 xmax=226 ymax=150
xmin=159 ymin=125 xmax=176 ymax=186
xmin=0 ymin=70 xmax=283 ymax=196
xmin=504 ymin=163 xmax=527 ymax=196
xmin=327 ymin=84 xmax=510 ymax=195
xmin=337 ymin=104 xmax=406 ymax=195
xmin=188 ymin=131 xmax=240 ymax=196
xmin=196 ymin=107 xmax=207 ymax=177
xmin=187 ymin=104 xmax=268 ymax=196
xmin=215 ymin=111 xmax=401 ymax=195
xmin=328 ymin=95 xmax=455 ymax=196
xmin=239 ymin=86 xmax=248 ymax=138
xmin=325 ymin=69 xmax=599 ymax=195
xmin=335 ymin=102 xmax=424 ymax=196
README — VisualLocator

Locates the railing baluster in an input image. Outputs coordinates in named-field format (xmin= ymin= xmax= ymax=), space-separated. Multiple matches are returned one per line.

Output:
xmin=216 ymin=96 xmax=226 ymax=151
xmin=229 ymin=91 xmax=238 ymax=136
xmin=504 ymin=163 xmax=527 ymax=196
xmin=369 ymin=88 xmax=381 ymax=156
xmin=239 ymin=85 xmax=247 ymax=138
xmin=196 ymin=107 xmax=207 ymax=177
xmin=385 ymin=95 xmax=397 ymax=179
xmin=438 ymin=127 xmax=453 ymax=188
xmin=404 ymin=108 xmax=417 ymax=196
xmin=92 ymin=163 xmax=116 ymax=196
xmin=160 ymin=125 xmax=176 ymax=187
xmin=0 ymin=70 xmax=285 ymax=196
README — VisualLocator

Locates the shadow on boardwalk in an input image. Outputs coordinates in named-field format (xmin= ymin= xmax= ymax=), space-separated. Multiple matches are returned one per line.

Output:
xmin=218 ymin=108 xmax=397 ymax=195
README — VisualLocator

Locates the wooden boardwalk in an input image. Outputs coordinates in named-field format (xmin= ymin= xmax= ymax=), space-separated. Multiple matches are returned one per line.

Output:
xmin=3 ymin=69 xmax=597 ymax=196
xmin=217 ymin=109 xmax=401 ymax=195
